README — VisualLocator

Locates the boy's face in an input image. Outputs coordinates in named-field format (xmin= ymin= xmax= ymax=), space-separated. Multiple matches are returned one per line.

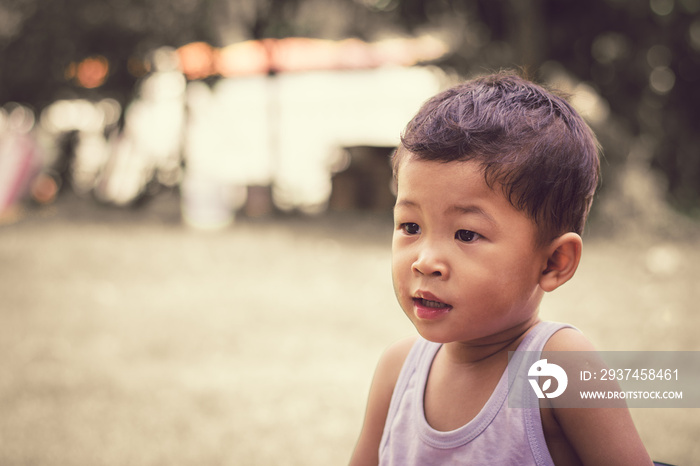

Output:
xmin=391 ymin=156 xmax=550 ymax=345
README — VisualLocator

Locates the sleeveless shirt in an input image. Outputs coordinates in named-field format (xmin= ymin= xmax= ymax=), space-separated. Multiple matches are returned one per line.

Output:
xmin=379 ymin=321 xmax=573 ymax=465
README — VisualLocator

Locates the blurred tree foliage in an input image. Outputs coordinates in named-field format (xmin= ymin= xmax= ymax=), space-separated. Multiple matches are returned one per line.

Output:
xmin=1 ymin=0 xmax=698 ymax=212
xmin=0 ymin=0 xmax=220 ymax=107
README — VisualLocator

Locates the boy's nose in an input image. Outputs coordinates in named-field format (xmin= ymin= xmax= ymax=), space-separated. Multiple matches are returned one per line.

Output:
xmin=411 ymin=247 xmax=449 ymax=279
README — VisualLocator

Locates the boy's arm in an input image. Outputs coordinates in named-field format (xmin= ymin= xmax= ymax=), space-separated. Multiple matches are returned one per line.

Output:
xmin=349 ymin=336 xmax=416 ymax=466
xmin=544 ymin=329 xmax=654 ymax=466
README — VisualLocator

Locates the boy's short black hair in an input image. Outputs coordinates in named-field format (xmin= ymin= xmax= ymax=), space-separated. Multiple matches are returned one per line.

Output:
xmin=393 ymin=71 xmax=601 ymax=245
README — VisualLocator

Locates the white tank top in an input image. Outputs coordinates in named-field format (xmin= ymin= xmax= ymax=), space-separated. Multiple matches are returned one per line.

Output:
xmin=379 ymin=321 xmax=573 ymax=465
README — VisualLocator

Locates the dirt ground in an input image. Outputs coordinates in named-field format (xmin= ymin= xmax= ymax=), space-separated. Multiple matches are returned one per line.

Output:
xmin=1 ymin=191 xmax=698 ymax=465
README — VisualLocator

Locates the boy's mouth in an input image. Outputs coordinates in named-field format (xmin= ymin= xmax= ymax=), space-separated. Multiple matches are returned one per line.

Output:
xmin=412 ymin=293 xmax=452 ymax=320
xmin=412 ymin=291 xmax=451 ymax=309
xmin=414 ymin=298 xmax=450 ymax=309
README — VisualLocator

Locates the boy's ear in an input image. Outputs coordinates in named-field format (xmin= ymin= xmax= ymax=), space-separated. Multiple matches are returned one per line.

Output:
xmin=539 ymin=232 xmax=583 ymax=292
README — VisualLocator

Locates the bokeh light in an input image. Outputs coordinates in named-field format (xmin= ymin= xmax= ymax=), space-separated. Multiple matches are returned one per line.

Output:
xmin=65 ymin=55 xmax=110 ymax=89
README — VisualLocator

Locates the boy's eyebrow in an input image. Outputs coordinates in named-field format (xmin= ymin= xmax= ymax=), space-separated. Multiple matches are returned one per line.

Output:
xmin=394 ymin=199 xmax=417 ymax=209
xmin=395 ymin=200 xmax=497 ymax=225
xmin=448 ymin=204 xmax=497 ymax=226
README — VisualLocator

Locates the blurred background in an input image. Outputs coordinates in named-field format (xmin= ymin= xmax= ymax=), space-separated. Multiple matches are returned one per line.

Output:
xmin=0 ymin=0 xmax=699 ymax=464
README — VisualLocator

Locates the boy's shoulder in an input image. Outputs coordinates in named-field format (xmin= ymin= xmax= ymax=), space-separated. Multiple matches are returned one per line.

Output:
xmin=543 ymin=325 xmax=598 ymax=352
xmin=538 ymin=325 xmax=654 ymax=465
xmin=370 ymin=335 xmax=421 ymax=399
xmin=377 ymin=335 xmax=419 ymax=377
xmin=349 ymin=335 xmax=420 ymax=465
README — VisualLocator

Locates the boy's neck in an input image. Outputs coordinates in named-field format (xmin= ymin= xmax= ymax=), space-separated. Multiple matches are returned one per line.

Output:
xmin=441 ymin=316 xmax=542 ymax=365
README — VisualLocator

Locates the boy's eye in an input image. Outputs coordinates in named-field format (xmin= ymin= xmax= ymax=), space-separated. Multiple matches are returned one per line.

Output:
xmin=401 ymin=223 xmax=421 ymax=235
xmin=455 ymin=229 xmax=480 ymax=242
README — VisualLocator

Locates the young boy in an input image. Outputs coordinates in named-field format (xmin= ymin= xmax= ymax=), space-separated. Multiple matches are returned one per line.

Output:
xmin=349 ymin=72 xmax=652 ymax=465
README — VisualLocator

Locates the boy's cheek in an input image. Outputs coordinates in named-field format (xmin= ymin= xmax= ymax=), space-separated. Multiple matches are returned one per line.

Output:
xmin=390 ymin=271 xmax=407 ymax=305
xmin=390 ymin=246 xmax=410 ymax=270
xmin=390 ymin=238 xmax=407 ymax=262
xmin=390 ymin=255 xmax=410 ymax=289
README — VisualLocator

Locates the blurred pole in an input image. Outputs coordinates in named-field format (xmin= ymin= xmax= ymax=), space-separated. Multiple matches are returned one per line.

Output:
xmin=508 ymin=0 xmax=546 ymax=75
xmin=244 ymin=38 xmax=278 ymax=218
